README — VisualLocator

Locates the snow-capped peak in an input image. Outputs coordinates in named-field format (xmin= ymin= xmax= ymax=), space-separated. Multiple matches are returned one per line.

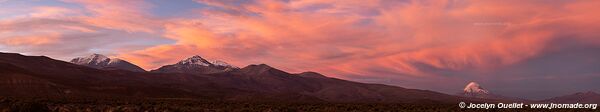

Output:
xmin=72 ymin=54 xmax=110 ymax=65
xmin=176 ymin=55 xmax=238 ymax=68
xmin=178 ymin=55 xmax=212 ymax=66
xmin=209 ymin=60 xmax=238 ymax=68
xmin=70 ymin=54 xmax=146 ymax=72
xmin=463 ymin=82 xmax=489 ymax=94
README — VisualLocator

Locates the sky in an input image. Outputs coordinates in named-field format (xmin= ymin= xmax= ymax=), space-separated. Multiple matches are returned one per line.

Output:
xmin=1 ymin=0 xmax=599 ymax=100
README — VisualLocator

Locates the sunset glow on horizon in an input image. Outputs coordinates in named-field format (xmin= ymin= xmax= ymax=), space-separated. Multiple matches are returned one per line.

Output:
xmin=1 ymin=0 xmax=599 ymax=99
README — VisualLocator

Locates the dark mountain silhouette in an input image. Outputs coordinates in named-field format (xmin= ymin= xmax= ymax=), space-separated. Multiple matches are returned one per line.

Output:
xmin=540 ymin=91 xmax=600 ymax=103
xmin=70 ymin=54 xmax=145 ymax=72
xmin=297 ymin=71 xmax=328 ymax=78
xmin=0 ymin=52 xmax=471 ymax=103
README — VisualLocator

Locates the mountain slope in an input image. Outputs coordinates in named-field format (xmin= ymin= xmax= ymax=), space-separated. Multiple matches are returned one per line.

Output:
xmin=540 ymin=91 xmax=600 ymax=103
xmin=151 ymin=55 xmax=238 ymax=74
xmin=0 ymin=62 xmax=69 ymax=97
xmin=209 ymin=64 xmax=463 ymax=103
xmin=297 ymin=71 xmax=328 ymax=78
xmin=70 ymin=54 xmax=145 ymax=72
xmin=0 ymin=52 xmax=466 ymax=103
xmin=0 ymin=53 xmax=210 ymax=98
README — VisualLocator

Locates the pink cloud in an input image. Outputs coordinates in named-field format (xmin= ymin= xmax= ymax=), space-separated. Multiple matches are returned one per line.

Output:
xmin=119 ymin=0 xmax=600 ymax=79
xmin=3 ymin=0 xmax=599 ymax=94
xmin=2 ymin=0 xmax=600 ymax=98
xmin=62 ymin=0 xmax=162 ymax=33
xmin=0 ymin=0 xmax=167 ymax=60
xmin=0 ymin=33 xmax=61 ymax=46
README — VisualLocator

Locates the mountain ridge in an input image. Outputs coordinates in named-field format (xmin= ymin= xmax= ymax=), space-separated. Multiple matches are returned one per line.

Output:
xmin=540 ymin=91 xmax=600 ymax=103
xmin=6 ymin=52 xmax=598 ymax=104
xmin=0 ymin=52 xmax=468 ymax=103
xmin=70 ymin=54 xmax=146 ymax=72
xmin=151 ymin=55 xmax=239 ymax=74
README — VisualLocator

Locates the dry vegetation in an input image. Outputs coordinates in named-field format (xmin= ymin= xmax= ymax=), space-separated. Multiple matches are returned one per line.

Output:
xmin=0 ymin=97 xmax=590 ymax=112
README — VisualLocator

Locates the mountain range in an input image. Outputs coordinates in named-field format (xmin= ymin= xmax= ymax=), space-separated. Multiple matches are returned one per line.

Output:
xmin=541 ymin=91 xmax=600 ymax=104
xmin=0 ymin=52 xmax=466 ymax=103
xmin=1 ymin=52 xmax=598 ymax=104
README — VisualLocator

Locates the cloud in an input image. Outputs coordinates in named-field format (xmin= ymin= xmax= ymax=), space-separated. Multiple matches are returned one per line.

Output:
xmin=0 ymin=33 xmax=61 ymax=46
xmin=115 ymin=0 xmax=600 ymax=98
xmin=62 ymin=0 xmax=163 ymax=33
xmin=123 ymin=0 xmax=552 ymax=71
xmin=2 ymin=0 xmax=600 ymax=99
xmin=29 ymin=6 xmax=80 ymax=18
xmin=120 ymin=44 xmax=205 ymax=69
xmin=0 ymin=0 xmax=168 ymax=60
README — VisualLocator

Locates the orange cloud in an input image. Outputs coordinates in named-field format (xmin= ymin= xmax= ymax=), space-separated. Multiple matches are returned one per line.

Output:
xmin=63 ymin=0 xmax=162 ymax=33
xmin=27 ymin=6 xmax=83 ymax=19
xmin=116 ymin=0 xmax=600 ymax=80
xmin=1 ymin=0 xmax=599 ymax=98
xmin=119 ymin=45 xmax=204 ymax=69
xmin=0 ymin=0 xmax=169 ymax=61
xmin=0 ymin=33 xmax=61 ymax=46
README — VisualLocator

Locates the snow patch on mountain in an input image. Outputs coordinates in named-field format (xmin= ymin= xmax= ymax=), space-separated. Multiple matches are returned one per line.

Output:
xmin=464 ymin=82 xmax=489 ymax=94
xmin=70 ymin=54 xmax=145 ymax=72
xmin=177 ymin=55 xmax=238 ymax=68
xmin=151 ymin=55 xmax=239 ymax=74
xmin=71 ymin=54 xmax=110 ymax=66
xmin=209 ymin=60 xmax=238 ymax=68
xmin=459 ymin=82 xmax=528 ymax=101
xmin=178 ymin=55 xmax=211 ymax=66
